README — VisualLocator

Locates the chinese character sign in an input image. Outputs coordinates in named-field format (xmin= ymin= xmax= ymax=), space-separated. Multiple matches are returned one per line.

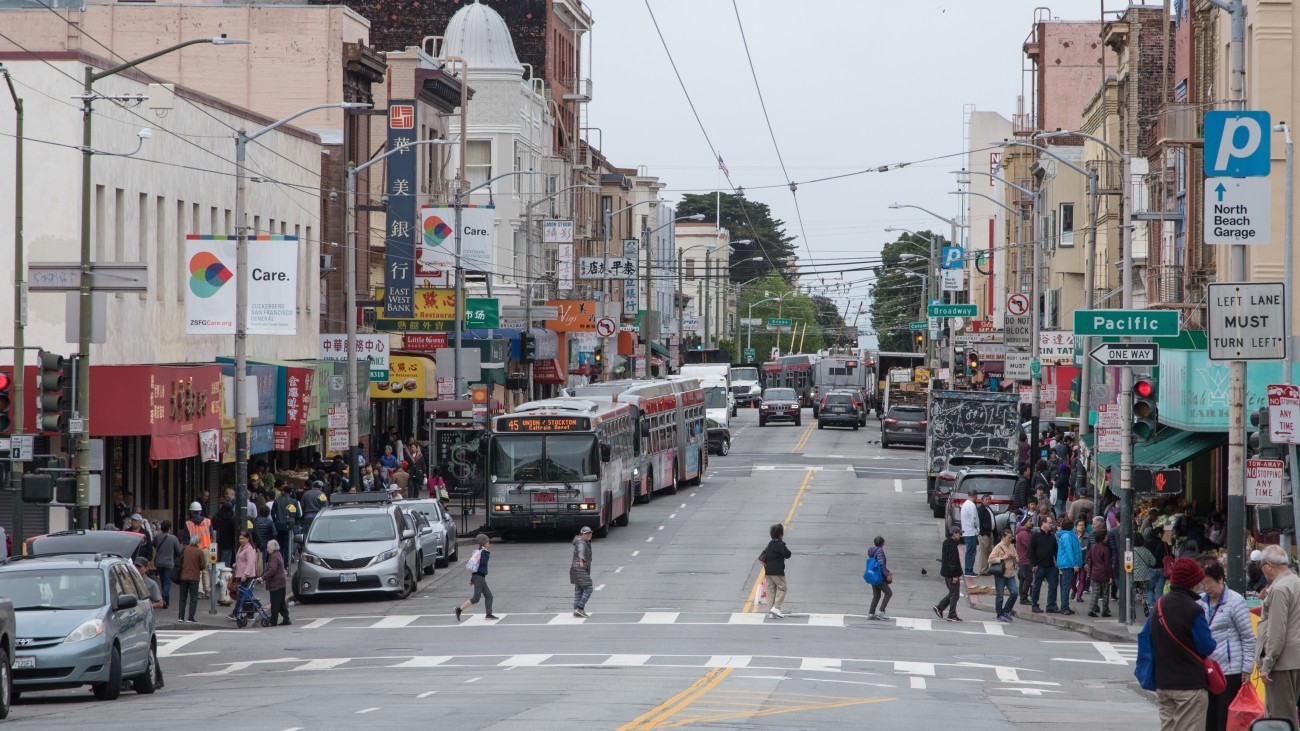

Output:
xmin=624 ymin=239 xmax=640 ymax=317
xmin=1038 ymin=330 xmax=1075 ymax=365
xmin=385 ymin=101 xmax=419 ymax=318
xmin=543 ymin=220 xmax=574 ymax=243
xmin=577 ymin=257 xmax=638 ymax=280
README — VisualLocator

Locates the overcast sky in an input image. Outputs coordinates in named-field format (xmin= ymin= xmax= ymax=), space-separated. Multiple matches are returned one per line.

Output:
xmin=588 ymin=0 xmax=1130 ymax=338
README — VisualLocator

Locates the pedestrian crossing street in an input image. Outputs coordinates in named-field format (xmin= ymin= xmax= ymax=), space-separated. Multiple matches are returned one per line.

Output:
xmin=295 ymin=611 xmax=1012 ymax=636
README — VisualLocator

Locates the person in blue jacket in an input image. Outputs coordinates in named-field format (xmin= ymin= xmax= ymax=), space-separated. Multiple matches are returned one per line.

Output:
xmin=1055 ymin=521 xmax=1083 ymax=616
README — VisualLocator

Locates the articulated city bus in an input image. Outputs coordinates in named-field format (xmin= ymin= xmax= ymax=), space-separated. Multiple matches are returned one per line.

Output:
xmin=762 ymin=354 xmax=820 ymax=406
xmin=487 ymin=398 xmax=635 ymax=538
xmin=573 ymin=378 xmax=709 ymax=500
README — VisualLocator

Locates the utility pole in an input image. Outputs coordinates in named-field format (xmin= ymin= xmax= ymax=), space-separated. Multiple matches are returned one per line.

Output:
xmin=3 ymin=66 xmax=25 ymax=545
xmin=1279 ymin=124 xmax=1300 ymax=545
xmin=1225 ymin=0 xmax=1248 ymax=593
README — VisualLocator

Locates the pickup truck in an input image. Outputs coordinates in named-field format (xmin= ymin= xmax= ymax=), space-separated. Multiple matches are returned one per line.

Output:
xmin=0 ymin=597 xmax=12 ymax=718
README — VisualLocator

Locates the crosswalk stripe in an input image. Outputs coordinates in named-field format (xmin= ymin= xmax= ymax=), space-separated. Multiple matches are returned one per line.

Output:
xmin=291 ymin=658 xmax=351 ymax=672
xmin=805 ymin=613 xmax=844 ymax=627
xmin=372 ymin=615 xmax=419 ymax=629
xmin=894 ymin=617 xmax=933 ymax=631
xmin=727 ymin=613 xmax=766 ymax=625
xmin=639 ymin=612 xmax=679 ymax=624
xmin=894 ymin=661 xmax=936 ymax=677
xmin=799 ymin=657 xmax=841 ymax=672
xmin=391 ymin=656 xmax=453 ymax=668
xmin=499 ymin=654 xmax=550 ymax=667
xmin=605 ymin=654 xmax=651 ymax=667
xmin=548 ymin=614 xmax=586 ymax=625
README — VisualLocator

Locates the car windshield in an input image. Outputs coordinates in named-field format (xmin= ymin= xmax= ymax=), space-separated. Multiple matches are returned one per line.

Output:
xmin=888 ymin=407 xmax=925 ymax=421
xmin=308 ymin=513 xmax=397 ymax=543
xmin=704 ymin=387 xmax=729 ymax=409
xmin=731 ymin=367 xmax=759 ymax=382
xmin=491 ymin=434 xmax=599 ymax=482
xmin=765 ymin=388 xmax=797 ymax=401
xmin=0 ymin=568 xmax=105 ymax=610
xmin=408 ymin=502 xmax=446 ymax=524
xmin=959 ymin=476 xmax=1018 ymax=497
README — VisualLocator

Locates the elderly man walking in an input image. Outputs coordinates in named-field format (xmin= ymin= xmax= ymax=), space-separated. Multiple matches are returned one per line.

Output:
xmin=1256 ymin=544 xmax=1300 ymax=724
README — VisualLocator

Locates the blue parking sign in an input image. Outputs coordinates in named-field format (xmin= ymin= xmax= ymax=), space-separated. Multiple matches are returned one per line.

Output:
xmin=941 ymin=246 xmax=964 ymax=269
xmin=1204 ymin=110 xmax=1271 ymax=177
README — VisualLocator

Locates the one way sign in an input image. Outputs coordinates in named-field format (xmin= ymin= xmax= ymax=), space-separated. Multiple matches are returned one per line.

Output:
xmin=1089 ymin=342 xmax=1160 ymax=367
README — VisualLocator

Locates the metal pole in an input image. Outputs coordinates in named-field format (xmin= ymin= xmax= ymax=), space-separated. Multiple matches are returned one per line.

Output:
xmin=233 ymin=131 xmax=250 ymax=528
xmin=602 ymin=208 xmax=612 ymax=379
xmin=75 ymin=65 xmax=93 ymax=529
xmin=1030 ymin=188 xmax=1042 ymax=465
xmin=1226 ymin=0 xmax=1248 ymax=594
xmin=643 ymin=226 xmax=651 ymax=378
xmin=704 ymin=255 xmax=712 ymax=348
xmin=1118 ymin=150 xmax=1136 ymax=624
xmin=677 ymin=249 xmax=684 ymax=365
xmin=1281 ymin=125 xmax=1300 ymax=544
xmin=345 ymin=164 xmax=361 ymax=482
xmin=948 ymin=221 xmax=957 ymax=389
xmin=1077 ymin=171 xmax=1100 ymax=451
xmin=5 ymin=69 xmax=25 ymax=545
xmin=454 ymin=187 xmax=465 ymax=396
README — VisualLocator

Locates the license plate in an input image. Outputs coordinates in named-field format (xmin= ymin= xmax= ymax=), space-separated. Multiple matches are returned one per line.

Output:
xmin=900 ymin=427 xmax=913 ymax=432
xmin=533 ymin=492 xmax=556 ymax=503
xmin=13 ymin=656 xmax=34 ymax=669
xmin=339 ymin=573 xmax=357 ymax=583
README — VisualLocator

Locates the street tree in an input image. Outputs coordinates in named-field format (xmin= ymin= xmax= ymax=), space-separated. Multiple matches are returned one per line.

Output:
xmin=868 ymin=231 xmax=944 ymax=352
xmin=676 ymin=192 xmax=797 ymax=284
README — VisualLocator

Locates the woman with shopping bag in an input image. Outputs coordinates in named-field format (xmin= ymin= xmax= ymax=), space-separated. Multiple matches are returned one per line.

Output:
xmin=1198 ymin=558 xmax=1256 ymax=731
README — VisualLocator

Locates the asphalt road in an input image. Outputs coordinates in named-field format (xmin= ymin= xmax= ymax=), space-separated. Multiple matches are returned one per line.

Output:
xmin=6 ymin=408 xmax=1157 ymax=729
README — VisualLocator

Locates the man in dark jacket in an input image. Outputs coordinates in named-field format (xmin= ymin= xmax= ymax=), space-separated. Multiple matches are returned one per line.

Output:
xmin=1011 ymin=464 xmax=1032 ymax=511
xmin=1029 ymin=514 xmax=1059 ymax=613
xmin=214 ymin=489 xmax=237 ymax=567
xmin=1148 ymin=556 xmax=1216 ymax=728
xmin=761 ymin=523 xmax=793 ymax=619
xmin=934 ymin=526 xmax=963 ymax=622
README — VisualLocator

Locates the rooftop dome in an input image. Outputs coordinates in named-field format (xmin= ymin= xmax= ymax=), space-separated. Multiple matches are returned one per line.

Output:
xmin=443 ymin=0 xmax=524 ymax=74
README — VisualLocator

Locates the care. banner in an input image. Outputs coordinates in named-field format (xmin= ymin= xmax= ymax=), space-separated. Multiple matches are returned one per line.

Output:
xmin=185 ymin=234 xmax=299 ymax=335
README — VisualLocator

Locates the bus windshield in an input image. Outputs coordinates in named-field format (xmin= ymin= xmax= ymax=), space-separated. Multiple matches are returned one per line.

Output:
xmin=704 ymin=387 xmax=728 ymax=409
xmin=491 ymin=434 xmax=599 ymax=482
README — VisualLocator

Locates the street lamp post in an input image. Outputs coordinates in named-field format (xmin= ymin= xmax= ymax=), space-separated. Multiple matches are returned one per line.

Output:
xmin=75 ymin=36 xmax=248 ymax=528
xmin=676 ymin=242 xmax=720 ymax=358
xmin=887 ymin=229 xmax=939 ymax=372
xmin=1 ymin=65 xmax=25 ymax=544
xmin=344 ymin=137 xmax=454 ymax=483
xmin=234 ymin=101 xmax=369 ymax=526
xmin=889 ymin=203 xmax=964 ymax=391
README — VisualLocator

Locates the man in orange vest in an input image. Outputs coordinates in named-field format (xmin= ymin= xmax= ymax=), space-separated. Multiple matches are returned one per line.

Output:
xmin=184 ymin=502 xmax=214 ymax=597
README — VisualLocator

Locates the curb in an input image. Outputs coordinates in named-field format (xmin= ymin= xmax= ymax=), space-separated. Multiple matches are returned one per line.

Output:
xmin=965 ymin=578 xmax=1139 ymax=644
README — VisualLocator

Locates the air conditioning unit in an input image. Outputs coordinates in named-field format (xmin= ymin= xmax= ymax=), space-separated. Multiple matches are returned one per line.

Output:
xmin=320 ymin=254 xmax=334 ymax=270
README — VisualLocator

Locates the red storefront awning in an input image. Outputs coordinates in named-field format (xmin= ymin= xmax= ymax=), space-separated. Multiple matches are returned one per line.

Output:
xmin=91 ymin=364 xmax=222 ymax=460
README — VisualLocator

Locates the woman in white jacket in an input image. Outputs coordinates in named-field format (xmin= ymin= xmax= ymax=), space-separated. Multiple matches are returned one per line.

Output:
xmin=1198 ymin=558 xmax=1255 ymax=731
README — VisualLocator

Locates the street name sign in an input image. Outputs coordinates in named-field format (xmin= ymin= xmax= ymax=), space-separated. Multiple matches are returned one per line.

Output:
xmin=1088 ymin=342 xmax=1160 ymax=367
xmin=1247 ymin=459 xmax=1286 ymax=506
xmin=767 ymin=318 xmax=792 ymax=328
xmin=908 ymin=322 xmax=928 ymax=331
xmin=1268 ymin=383 xmax=1300 ymax=445
xmin=743 ymin=348 xmax=756 ymax=361
xmin=29 ymin=262 xmax=149 ymax=292
xmin=1203 ymin=177 xmax=1271 ymax=245
xmin=1073 ymin=310 xmax=1180 ymax=337
xmin=928 ymin=303 xmax=978 ymax=318
xmin=1207 ymin=282 xmax=1286 ymax=361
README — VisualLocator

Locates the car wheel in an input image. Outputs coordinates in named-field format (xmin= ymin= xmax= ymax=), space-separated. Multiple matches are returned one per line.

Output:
xmin=665 ymin=467 xmax=679 ymax=495
xmin=853 ymin=423 xmax=859 ymax=431
xmin=435 ymin=546 xmax=450 ymax=568
xmin=134 ymin=643 xmax=158 ymax=695
xmin=0 ymin=646 xmax=11 ymax=719
xmin=397 ymin=568 xmax=417 ymax=600
xmin=92 ymin=645 xmax=122 ymax=701
xmin=933 ymin=504 xmax=945 ymax=518
xmin=615 ymin=486 xmax=631 ymax=527
xmin=718 ymin=438 xmax=730 ymax=456
xmin=795 ymin=418 xmax=802 ymax=427
xmin=422 ymin=553 xmax=435 ymax=575
xmin=759 ymin=418 xmax=767 ymax=427
xmin=881 ymin=438 xmax=891 ymax=449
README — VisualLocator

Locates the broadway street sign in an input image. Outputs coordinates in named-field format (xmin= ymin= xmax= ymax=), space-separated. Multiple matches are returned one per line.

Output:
xmin=928 ymin=303 xmax=978 ymax=318
xmin=1088 ymin=342 xmax=1160 ymax=367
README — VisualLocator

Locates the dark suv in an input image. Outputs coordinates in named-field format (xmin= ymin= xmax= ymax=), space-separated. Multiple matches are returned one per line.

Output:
xmin=759 ymin=388 xmax=802 ymax=427
xmin=817 ymin=393 xmax=860 ymax=430
xmin=880 ymin=405 xmax=927 ymax=448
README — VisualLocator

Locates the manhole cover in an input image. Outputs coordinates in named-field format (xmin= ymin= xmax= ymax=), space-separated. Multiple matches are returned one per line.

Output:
xmin=954 ymin=654 xmax=1022 ymax=663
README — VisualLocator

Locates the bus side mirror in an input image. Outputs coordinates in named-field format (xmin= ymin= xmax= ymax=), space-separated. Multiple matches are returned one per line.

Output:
xmin=599 ymin=443 xmax=612 ymax=462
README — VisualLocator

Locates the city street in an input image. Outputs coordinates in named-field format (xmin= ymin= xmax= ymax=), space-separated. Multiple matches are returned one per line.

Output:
xmin=3 ymin=408 xmax=1155 ymax=730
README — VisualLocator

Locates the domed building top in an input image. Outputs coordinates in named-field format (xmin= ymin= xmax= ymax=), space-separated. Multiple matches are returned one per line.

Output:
xmin=442 ymin=0 xmax=524 ymax=75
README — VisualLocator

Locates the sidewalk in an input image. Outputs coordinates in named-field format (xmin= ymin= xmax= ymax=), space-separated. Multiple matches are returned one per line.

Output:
xmin=963 ymin=574 xmax=1142 ymax=644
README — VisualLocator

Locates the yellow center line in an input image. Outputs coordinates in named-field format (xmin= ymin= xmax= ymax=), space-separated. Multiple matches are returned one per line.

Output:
xmin=791 ymin=422 xmax=814 ymax=453
xmin=621 ymin=469 xmax=819 ymax=731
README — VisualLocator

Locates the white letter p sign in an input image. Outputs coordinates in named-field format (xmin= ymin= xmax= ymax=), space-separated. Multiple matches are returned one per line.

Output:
xmin=1204 ymin=110 xmax=1272 ymax=177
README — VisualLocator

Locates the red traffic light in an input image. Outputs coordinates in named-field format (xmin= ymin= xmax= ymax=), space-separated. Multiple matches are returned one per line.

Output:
xmin=1135 ymin=379 xmax=1155 ymax=398
xmin=0 ymin=372 xmax=9 ymax=391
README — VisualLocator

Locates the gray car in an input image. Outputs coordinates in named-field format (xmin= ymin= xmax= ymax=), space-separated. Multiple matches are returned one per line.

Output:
xmin=404 ymin=499 xmax=459 ymax=568
xmin=0 ymin=530 xmax=160 ymax=702
xmin=293 ymin=493 xmax=422 ymax=603
xmin=881 ymin=405 xmax=927 ymax=448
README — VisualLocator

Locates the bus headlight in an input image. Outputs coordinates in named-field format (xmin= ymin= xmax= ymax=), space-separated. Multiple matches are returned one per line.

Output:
xmin=632 ymin=467 xmax=640 ymax=477
xmin=493 ymin=504 xmax=511 ymax=512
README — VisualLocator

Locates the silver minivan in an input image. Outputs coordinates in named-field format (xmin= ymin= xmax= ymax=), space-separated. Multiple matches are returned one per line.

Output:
xmin=293 ymin=493 xmax=421 ymax=602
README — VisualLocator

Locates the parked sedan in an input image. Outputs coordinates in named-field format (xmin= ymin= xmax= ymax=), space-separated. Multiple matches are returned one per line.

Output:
xmin=880 ymin=405 xmax=927 ymax=448
xmin=944 ymin=468 xmax=1020 ymax=534
xmin=759 ymin=388 xmax=802 ymax=427
xmin=404 ymin=499 xmax=459 ymax=568
xmin=931 ymin=453 xmax=1006 ymax=518
xmin=817 ymin=393 xmax=859 ymax=430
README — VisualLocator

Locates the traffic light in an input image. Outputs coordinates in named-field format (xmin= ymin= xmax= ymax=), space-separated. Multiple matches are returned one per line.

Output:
xmin=593 ymin=348 xmax=603 ymax=365
xmin=37 ymin=350 xmax=68 ymax=434
xmin=914 ymin=332 xmax=924 ymax=348
xmin=1251 ymin=407 xmax=1283 ymax=459
xmin=967 ymin=350 xmax=980 ymax=370
xmin=519 ymin=332 xmax=537 ymax=364
xmin=55 ymin=476 xmax=77 ymax=505
xmin=1133 ymin=374 xmax=1158 ymax=442
xmin=1133 ymin=466 xmax=1184 ymax=496
xmin=22 ymin=474 xmax=53 ymax=504
xmin=0 ymin=368 xmax=11 ymax=434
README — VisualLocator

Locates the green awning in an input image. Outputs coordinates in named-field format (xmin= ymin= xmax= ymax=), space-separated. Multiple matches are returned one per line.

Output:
xmin=650 ymin=341 xmax=670 ymax=358
xmin=1089 ymin=428 xmax=1225 ymax=472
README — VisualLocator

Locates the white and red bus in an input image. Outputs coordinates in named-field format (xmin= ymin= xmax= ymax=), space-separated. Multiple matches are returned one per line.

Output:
xmin=574 ymin=378 xmax=708 ymax=500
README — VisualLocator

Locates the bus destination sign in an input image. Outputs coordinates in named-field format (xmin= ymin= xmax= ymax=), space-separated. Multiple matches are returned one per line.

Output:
xmin=499 ymin=416 xmax=589 ymax=432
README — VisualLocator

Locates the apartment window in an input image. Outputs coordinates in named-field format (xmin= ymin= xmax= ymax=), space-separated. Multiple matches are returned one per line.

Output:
xmin=155 ymin=196 xmax=166 ymax=302
xmin=192 ymin=203 xmax=201 ymax=235
xmin=685 ymin=258 xmax=696 ymax=279
xmin=94 ymin=185 xmax=106 ymax=262
xmin=466 ymin=140 xmax=492 ymax=189
xmin=211 ymin=206 xmax=218 ymax=235
xmin=1059 ymin=203 xmax=1075 ymax=248
xmin=114 ymin=189 xmax=125 ymax=263
xmin=176 ymin=200 xmax=186 ymax=302
xmin=139 ymin=194 xmax=149 ymax=300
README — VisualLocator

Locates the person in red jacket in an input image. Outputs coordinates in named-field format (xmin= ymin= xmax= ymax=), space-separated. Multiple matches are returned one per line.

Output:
xmin=1087 ymin=528 xmax=1113 ymax=617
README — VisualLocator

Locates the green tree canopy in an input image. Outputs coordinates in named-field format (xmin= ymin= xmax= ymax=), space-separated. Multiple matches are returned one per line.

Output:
xmin=736 ymin=275 xmax=825 ymax=359
xmin=676 ymin=192 xmax=797 ymax=284
xmin=868 ymin=231 xmax=946 ymax=352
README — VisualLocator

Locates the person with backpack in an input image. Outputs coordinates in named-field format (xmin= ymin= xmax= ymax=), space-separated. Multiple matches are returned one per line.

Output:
xmin=759 ymin=523 xmax=793 ymax=619
xmin=272 ymin=483 xmax=301 ymax=565
xmin=151 ymin=520 xmax=183 ymax=609
xmin=865 ymin=536 xmax=892 ymax=620
xmin=455 ymin=534 xmax=497 ymax=621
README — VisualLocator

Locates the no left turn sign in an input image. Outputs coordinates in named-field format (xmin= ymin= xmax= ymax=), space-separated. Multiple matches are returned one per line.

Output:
xmin=596 ymin=317 xmax=617 ymax=337
xmin=1007 ymin=293 xmax=1030 ymax=317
